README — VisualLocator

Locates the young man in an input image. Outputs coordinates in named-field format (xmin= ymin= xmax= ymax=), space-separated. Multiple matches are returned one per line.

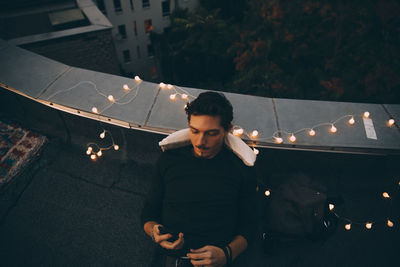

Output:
xmin=141 ymin=92 xmax=257 ymax=267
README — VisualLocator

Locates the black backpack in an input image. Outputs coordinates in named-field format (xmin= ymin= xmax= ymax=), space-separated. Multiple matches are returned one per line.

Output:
xmin=260 ymin=171 xmax=338 ymax=253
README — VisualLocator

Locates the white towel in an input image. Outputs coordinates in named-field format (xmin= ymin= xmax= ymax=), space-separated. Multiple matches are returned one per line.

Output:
xmin=158 ymin=128 xmax=257 ymax=166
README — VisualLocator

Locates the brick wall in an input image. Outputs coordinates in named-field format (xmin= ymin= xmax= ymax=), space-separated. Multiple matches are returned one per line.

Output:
xmin=21 ymin=29 xmax=121 ymax=76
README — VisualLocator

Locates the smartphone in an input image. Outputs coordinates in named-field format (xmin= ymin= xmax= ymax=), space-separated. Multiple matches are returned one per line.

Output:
xmin=158 ymin=226 xmax=178 ymax=242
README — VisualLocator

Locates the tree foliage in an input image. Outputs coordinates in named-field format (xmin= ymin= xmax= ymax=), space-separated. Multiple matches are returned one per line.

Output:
xmin=153 ymin=0 xmax=400 ymax=103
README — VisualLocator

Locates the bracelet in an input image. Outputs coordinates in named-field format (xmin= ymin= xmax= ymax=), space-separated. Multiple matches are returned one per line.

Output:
xmin=226 ymin=245 xmax=233 ymax=266
xmin=221 ymin=246 xmax=230 ymax=266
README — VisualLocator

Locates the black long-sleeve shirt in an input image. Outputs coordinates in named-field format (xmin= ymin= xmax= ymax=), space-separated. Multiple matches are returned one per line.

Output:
xmin=141 ymin=145 xmax=257 ymax=255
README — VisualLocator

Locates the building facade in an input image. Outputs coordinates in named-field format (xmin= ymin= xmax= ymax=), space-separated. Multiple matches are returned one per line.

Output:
xmin=95 ymin=0 xmax=198 ymax=81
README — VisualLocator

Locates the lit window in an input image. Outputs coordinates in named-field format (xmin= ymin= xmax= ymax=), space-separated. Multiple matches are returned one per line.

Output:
xmin=133 ymin=21 xmax=137 ymax=36
xmin=150 ymin=66 xmax=157 ymax=78
xmin=147 ymin=44 xmax=154 ymax=57
xmin=144 ymin=19 xmax=152 ymax=33
xmin=123 ymin=50 xmax=131 ymax=63
xmin=162 ymin=1 xmax=170 ymax=16
xmin=142 ymin=0 xmax=150 ymax=8
xmin=96 ymin=0 xmax=106 ymax=14
xmin=113 ymin=0 xmax=122 ymax=12
xmin=118 ymin=24 xmax=127 ymax=39
xmin=137 ymin=46 xmax=141 ymax=59
xmin=129 ymin=0 xmax=134 ymax=10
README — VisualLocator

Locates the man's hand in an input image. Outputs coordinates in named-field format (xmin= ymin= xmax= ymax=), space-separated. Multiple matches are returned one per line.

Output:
xmin=187 ymin=245 xmax=226 ymax=267
xmin=152 ymin=224 xmax=184 ymax=250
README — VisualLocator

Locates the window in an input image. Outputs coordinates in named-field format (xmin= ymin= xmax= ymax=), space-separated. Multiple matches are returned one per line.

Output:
xmin=118 ymin=24 xmax=127 ymax=39
xmin=142 ymin=0 xmax=150 ymax=8
xmin=144 ymin=19 xmax=152 ymax=33
xmin=137 ymin=46 xmax=141 ymax=59
xmin=129 ymin=0 xmax=134 ymax=10
xmin=147 ymin=44 xmax=154 ymax=57
xmin=113 ymin=0 xmax=122 ymax=12
xmin=150 ymin=66 xmax=157 ymax=78
xmin=162 ymin=1 xmax=170 ymax=16
xmin=96 ymin=0 xmax=106 ymax=14
xmin=133 ymin=21 xmax=137 ymax=36
xmin=123 ymin=50 xmax=131 ymax=63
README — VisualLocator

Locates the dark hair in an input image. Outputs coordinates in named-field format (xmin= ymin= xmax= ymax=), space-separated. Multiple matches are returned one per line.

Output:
xmin=185 ymin=91 xmax=233 ymax=130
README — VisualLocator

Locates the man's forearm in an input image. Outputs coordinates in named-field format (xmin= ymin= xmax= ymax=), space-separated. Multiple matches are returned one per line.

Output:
xmin=228 ymin=235 xmax=248 ymax=261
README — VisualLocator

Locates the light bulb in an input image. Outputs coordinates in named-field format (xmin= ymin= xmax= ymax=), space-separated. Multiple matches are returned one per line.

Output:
xmin=114 ymin=144 xmax=119 ymax=150
xmin=264 ymin=190 xmax=271 ymax=197
xmin=387 ymin=220 xmax=394 ymax=228
xmin=329 ymin=204 xmax=335 ymax=211
xmin=100 ymin=131 xmax=105 ymax=139
xmin=159 ymin=82 xmax=166 ymax=89
xmin=289 ymin=134 xmax=296 ymax=143
xmin=167 ymin=84 xmax=173 ymax=90
xmin=345 ymin=224 xmax=351 ymax=230
xmin=348 ymin=117 xmax=355 ymax=125
xmin=363 ymin=111 xmax=370 ymax=118
xmin=253 ymin=148 xmax=259 ymax=155
xmin=365 ymin=222 xmax=372 ymax=229
xmin=388 ymin=119 xmax=395 ymax=127
xmin=91 ymin=107 xmax=98 ymax=113
xmin=134 ymin=76 xmax=141 ymax=82
xmin=169 ymin=94 xmax=176 ymax=100
xmin=123 ymin=84 xmax=130 ymax=91
xmin=86 ymin=149 xmax=91 ymax=155
xmin=97 ymin=150 xmax=102 ymax=157
xmin=90 ymin=154 xmax=96 ymax=160
xmin=87 ymin=146 xmax=93 ymax=152
xmin=275 ymin=137 xmax=283 ymax=144
xmin=382 ymin=192 xmax=390 ymax=198
xmin=330 ymin=125 xmax=337 ymax=133
xmin=233 ymin=128 xmax=244 ymax=136
xmin=108 ymin=95 xmax=115 ymax=102
xmin=181 ymin=94 xmax=188 ymax=100
xmin=237 ymin=128 xmax=244 ymax=135
xmin=251 ymin=130 xmax=259 ymax=138
xmin=308 ymin=129 xmax=315 ymax=136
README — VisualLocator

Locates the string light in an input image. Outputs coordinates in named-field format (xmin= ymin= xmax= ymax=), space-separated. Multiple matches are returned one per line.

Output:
xmin=345 ymin=224 xmax=351 ymax=230
xmin=123 ymin=84 xmax=130 ymax=91
xmin=348 ymin=117 xmax=355 ymax=125
xmin=274 ymin=137 xmax=283 ymax=144
xmin=86 ymin=149 xmax=91 ymax=155
xmin=329 ymin=204 xmax=335 ymax=211
xmin=134 ymin=76 xmax=141 ymax=82
xmin=264 ymin=190 xmax=271 ymax=197
xmin=91 ymin=107 xmax=98 ymax=113
xmin=387 ymin=119 xmax=395 ymax=127
xmin=181 ymin=94 xmax=188 ymax=100
xmin=253 ymin=148 xmax=259 ymax=155
xmin=100 ymin=131 xmax=105 ymax=139
xmin=108 ymin=95 xmax=115 ymax=102
xmin=90 ymin=154 xmax=96 ymax=160
xmin=167 ymin=84 xmax=173 ymax=90
xmin=308 ymin=129 xmax=316 ymax=136
xmin=289 ymin=134 xmax=296 ymax=143
xmin=365 ymin=222 xmax=372 ymax=229
xmin=97 ymin=150 xmax=102 ymax=157
xmin=382 ymin=192 xmax=390 ymax=198
xmin=251 ymin=130 xmax=259 ymax=138
xmin=330 ymin=125 xmax=337 ymax=133
xmin=159 ymin=82 xmax=166 ymax=89
xmin=387 ymin=220 xmax=394 ymax=228
xmin=363 ymin=111 xmax=370 ymax=118
xmin=114 ymin=144 xmax=119 ymax=150
xmin=170 ymin=94 xmax=176 ymax=100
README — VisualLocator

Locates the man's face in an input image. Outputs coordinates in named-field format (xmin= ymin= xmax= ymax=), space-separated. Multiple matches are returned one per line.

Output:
xmin=189 ymin=114 xmax=228 ymax=159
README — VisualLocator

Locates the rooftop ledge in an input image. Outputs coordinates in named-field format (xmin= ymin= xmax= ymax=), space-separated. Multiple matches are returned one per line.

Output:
xmin=0 ymin=38 xmax=399 ymax=155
